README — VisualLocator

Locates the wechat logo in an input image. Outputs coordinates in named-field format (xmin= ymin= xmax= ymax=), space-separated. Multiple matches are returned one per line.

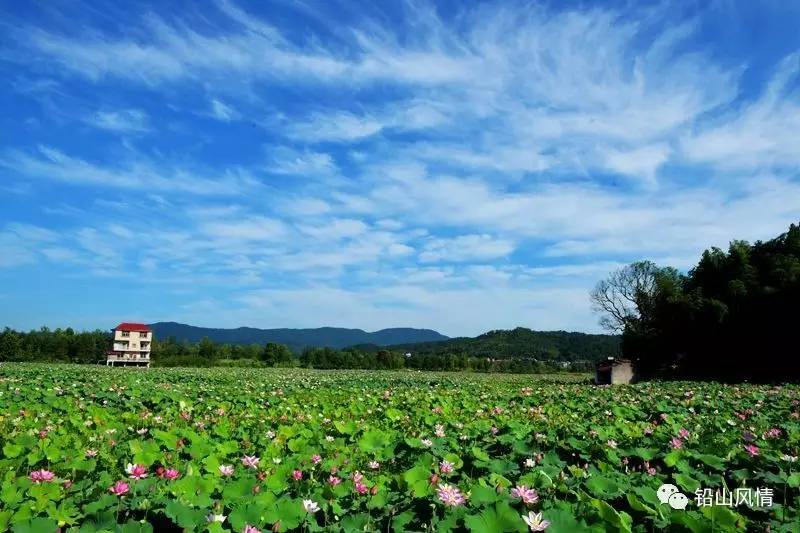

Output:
xmin=658 ymin=484 xmax=689 ymax=510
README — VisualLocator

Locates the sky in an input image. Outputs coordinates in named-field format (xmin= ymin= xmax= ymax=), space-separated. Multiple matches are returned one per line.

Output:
xmin=1 ymin=0 xmax=799 ymax=337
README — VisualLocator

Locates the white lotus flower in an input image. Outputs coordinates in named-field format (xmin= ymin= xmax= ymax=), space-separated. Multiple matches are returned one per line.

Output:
xmin=522 ymin=512 xmax=550 ymax=531
xmin=303 ymin=499 xmax=320 ymax=513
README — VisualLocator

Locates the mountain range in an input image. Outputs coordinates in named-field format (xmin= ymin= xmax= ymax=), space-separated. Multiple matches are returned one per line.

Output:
xmin=149 ymin=322 xmax=449 ymax=351
xmin=150 ymin=322 xmax=620 ymax=362
xmin=355 ymin=327 xmax=621 ymax=363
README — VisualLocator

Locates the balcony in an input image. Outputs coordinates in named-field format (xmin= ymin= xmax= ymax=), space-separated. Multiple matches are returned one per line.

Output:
xmin=107 ymin=353 xmax=150 ymax=361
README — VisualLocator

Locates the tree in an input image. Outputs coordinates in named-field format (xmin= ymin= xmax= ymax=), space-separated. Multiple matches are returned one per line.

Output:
xmin=590 ymin=261 xmax=670 ymax=333
xmin=198 ymin=336 xmax=217 ymax=360
xmin=262 ymin=343 xmax=293 ymax=366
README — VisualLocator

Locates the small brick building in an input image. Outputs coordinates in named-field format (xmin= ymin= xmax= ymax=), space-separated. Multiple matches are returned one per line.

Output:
xmin=595 ymin=358 xmax=634 ymax=385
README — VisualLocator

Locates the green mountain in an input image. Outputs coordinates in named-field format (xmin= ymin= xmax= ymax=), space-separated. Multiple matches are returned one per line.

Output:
xmin=352 ymin=327 xmax=620 ymax=362
xmin=149 ymin=322 xmax=448 ymax=352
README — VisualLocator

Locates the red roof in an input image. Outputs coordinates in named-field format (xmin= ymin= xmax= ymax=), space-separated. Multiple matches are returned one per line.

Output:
xmin=114 ymin=322 xmax=151 ymax=332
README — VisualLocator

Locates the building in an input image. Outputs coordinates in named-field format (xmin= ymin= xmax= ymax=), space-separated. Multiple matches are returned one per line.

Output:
xmin=107 ymin=323 xmax=152 ymax=367
xmin=595 ymin=357 xmax=634 ymax=385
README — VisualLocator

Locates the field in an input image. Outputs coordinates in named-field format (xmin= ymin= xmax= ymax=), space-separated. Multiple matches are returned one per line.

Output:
xmin=0 ymin=364 xmax=798 ymax=532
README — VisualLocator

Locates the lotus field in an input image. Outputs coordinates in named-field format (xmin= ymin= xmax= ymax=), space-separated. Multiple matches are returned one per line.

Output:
xmin=1 ymin=364 xmax=799 ymax=532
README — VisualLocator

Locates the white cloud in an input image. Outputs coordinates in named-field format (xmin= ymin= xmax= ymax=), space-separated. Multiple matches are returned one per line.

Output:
xmin=86 ymin=109 xmax=149 ymax=132
xmin=603 ymin=144 xmax=672 ymax=185
xmin=0 ymin=146 xmax=260 ymax=195
xmin=286 ymin=111 xmax=384 ymax=142
xmin=209 ymin=99 xmax=239 ymax=122
xmin=267 ymin=146 xmax=337 ymax=175
xmin=681 ymin=53 xmax=800 ymax=170
xmin=201 ymin=216 xmax=288 ymax=242
xmin=0 ymin=223 xmax=59 ymax=268
xmin=297 ymin=218 xmax=368 ymax=240
xmin=419 ymin=234 xmax=515 ymax=263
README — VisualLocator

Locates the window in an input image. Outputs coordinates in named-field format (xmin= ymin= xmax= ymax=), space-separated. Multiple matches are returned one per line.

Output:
xmin=121 ymin=331 xmax=130 ymax=337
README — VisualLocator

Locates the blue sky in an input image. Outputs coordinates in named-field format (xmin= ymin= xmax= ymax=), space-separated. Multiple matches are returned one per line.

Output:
xmin=1 ymin=1 xmax=799 ymax=337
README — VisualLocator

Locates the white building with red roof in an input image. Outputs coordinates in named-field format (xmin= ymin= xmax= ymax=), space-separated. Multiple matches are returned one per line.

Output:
xmin=107 ymin=322 xmax=152 ymax=367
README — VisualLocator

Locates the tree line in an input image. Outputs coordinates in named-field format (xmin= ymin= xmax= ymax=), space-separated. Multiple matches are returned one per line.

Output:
xmin=298 ymin=346 xmax=592 ymax=373
xmin=0 ymin=328 xmax=591 ymax=373
xmin=592 ymin=221 xmax=800 ymax=381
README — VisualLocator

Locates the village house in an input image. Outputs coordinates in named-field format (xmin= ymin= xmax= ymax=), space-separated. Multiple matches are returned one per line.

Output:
xmin=106 ymin=322 xmax=152 ymax=367
xmin=595 ymin=357 xmax=634 ymax=385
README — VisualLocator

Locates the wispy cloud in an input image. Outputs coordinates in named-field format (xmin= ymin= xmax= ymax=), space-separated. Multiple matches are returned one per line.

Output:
xmin=209 ymin=99 xmax=239 ymax=122
xmin=85 ymin=109 xmax=149 ymax=132
xmin=0 ymin=146 xmax=260 ymax=195
xmin=267 ymin=146 xmax=337 ymax=176
xmin=419 ymin=234 xmax=515 ymax=263
xmin=681 ymin=53 xmax=800 ymax=170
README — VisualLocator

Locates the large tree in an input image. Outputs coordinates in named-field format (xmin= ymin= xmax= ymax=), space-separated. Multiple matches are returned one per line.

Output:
xmin=590 ymin=261 xmax=670 ymax=333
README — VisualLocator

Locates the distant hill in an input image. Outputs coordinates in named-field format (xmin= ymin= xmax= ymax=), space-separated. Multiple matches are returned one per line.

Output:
xmin=352 ymin=327 xmax=620 ymax=363
xmin=149 ymin=322 xmax=449 ymax=351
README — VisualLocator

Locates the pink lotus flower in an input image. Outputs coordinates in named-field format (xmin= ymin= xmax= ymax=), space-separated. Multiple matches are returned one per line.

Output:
xmin=436 ymin=483 xmax=467 ymax=507
xmin=328 ymin=475 xmax=341 ymax=486
xmin=109 ymin=480 xmax=130 ymax=496
xmin=29 ymin=469 xmax=55 ymax=483
xmin=241 ymin=456 xmax=260 ymax=469
xmin=292 ymin=470 xmax=303 ymax=481
xmin=85 ymin=449 xmax=98 ymax=458
xmin=219 ymin=464 xmax=235 ymax=476
xmin=354 ymin=481 xmax=368 ymax=494
xmin=678 ymin=428 xmax=690 ymax=439
xmin=161 ymin=468 xmax=180 ymax=480
xmin=125 ymin=463 xmax=148 ymax=479
xmin=670 ymin=437 xmax=684 ymax=449
xmin=243 ymin=525 xmax=261 ymax=533
xmin=765 ymin=428 xmax=782 ymax=439
xmin=368 ymin=461 xmax=380 ymax=470
xmin=511 ymin=485 xmax=539 ymax=504
xmin=439 ymin=460 xmax=454 ymax=474
xmin=606 ymin=439 xmax=617 ymax=449
xmin=311 ymin=454 xmax=322 ymax=464
xmin=744 ymin=444 xmax=760 ymax=457
xmin=352 ymin=471 xmax=364 ymax=483
xmin=643 ymin=427 xmax=653 ymax=436
xmin=491 ymin=427 xmax=499 ymax=435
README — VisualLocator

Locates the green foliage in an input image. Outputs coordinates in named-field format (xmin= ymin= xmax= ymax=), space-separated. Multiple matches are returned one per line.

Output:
xmin=600 ymin=221 xmax=800 ymax=381
xmin=0 ymin=364 xmax=797 ymax=532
